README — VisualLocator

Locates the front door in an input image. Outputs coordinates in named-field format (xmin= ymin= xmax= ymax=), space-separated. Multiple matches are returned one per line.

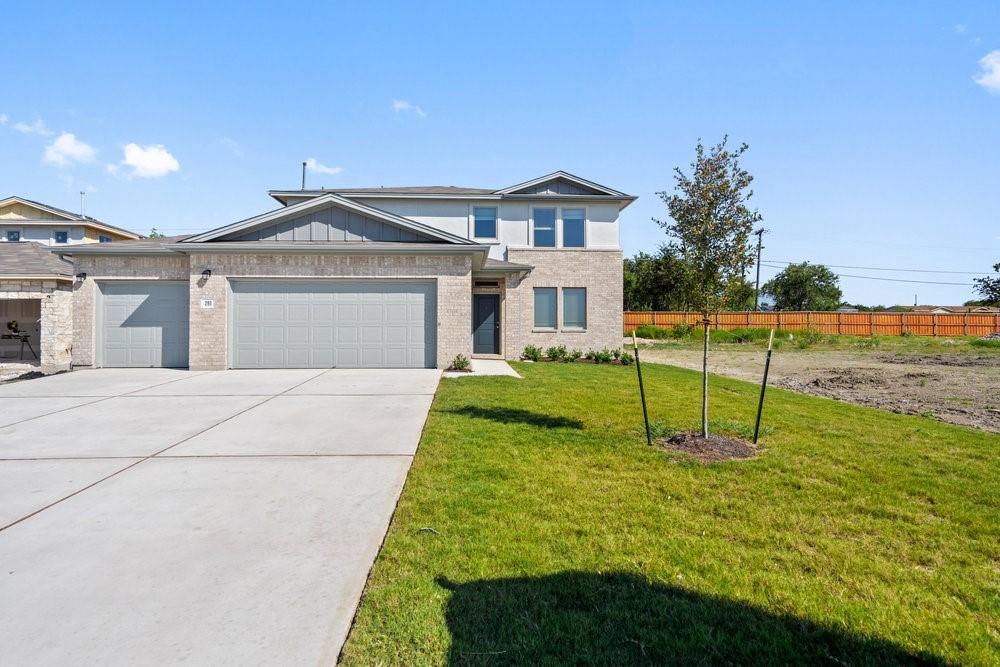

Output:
xmin=472 ymin=294 xmax=500 ymax=355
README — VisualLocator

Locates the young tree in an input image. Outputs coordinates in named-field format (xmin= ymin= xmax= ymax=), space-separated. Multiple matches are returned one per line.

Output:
xmin=656 ymin=137 xmax=760 ymax=437
xmin=762 ymin=262 xmax=842 ymax=311
xmin=148 ymin=227 xmax=165 ymax=239
xmin=973 ymin=263 xmax=1000 ymax=306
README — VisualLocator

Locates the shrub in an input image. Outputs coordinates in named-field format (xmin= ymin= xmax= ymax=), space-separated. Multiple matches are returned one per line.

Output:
xmin=619 ymin=351 xmax=635 ymax=366
xmin=971 ymin=338 xmax=1000 ymax=349
xmin=545 ymin=345 xmax=568 ymax=361
xmin=612 ymin=348 xmax=622 ymax=360
xmin=632 ymin=325 xmax=672 ymax=340
xmin=567 ymin=349 xmax=583 ymax=362
xmin=448 ymin=354 xmax=471 ymax=371
xmin=671 ymin=322 xmax=694 ymax=338
xmin=797 ymin=326 xmax=825 ymax=347
xmin=596 ymin=348 xmax=615 ymax=363
xmin=521 ymin=345 xmax=543 ymax=361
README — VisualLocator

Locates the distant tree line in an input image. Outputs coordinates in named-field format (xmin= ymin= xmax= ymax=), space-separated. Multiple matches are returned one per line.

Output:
xmin=624 ymin=255 xmax=843 ymax=311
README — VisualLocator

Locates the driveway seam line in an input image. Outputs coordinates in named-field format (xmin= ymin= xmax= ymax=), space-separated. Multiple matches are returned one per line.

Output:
xmin=0 ymin=369 xmax=325 ymax=533
xmin=0 ymin=371 xmax=209 ymax=429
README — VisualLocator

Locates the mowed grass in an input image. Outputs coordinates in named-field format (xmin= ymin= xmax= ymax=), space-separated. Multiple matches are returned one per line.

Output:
xmin=340 ymin=362 xmax=999 ymax=665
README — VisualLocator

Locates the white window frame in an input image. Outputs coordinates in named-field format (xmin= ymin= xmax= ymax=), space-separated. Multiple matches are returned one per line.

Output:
xmin=560 ymin=207 xmax=588 ymax=249
xmin=471 ymin=206 xmax=499 ymax=241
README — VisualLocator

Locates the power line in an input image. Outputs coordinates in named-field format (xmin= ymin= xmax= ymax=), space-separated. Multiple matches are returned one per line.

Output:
xmin=762 ymin=259 xmax=990 ymax=275
xmin=759 ymin=263 xmax=974 ymax=286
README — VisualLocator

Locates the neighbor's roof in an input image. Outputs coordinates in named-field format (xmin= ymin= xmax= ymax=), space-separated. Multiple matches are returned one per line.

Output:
xmin=0 ymin=195 xmax=143 ymax=239
xmin=0 ymin=242 xmax=74 ymax=279
xmin=327 ymin=186 xmax=496 ymax=195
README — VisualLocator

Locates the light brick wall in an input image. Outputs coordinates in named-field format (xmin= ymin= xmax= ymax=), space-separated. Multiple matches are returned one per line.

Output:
xmin=70 ymin=255 xmax=189 ymax=367
xmin=187 ymin=253 xmax=472 ymax=370
xmin=504 ymin=249 xmax=623 ymax=359
xmin=0 ymin=280 xmax=73 ymax=370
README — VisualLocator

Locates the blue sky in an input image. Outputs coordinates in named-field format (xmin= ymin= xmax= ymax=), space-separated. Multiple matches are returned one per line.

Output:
xmin=2 ymin=1 xmax=998 ymax=306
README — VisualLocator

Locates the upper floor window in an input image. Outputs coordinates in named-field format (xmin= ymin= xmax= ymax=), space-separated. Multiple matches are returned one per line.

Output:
xmin=99 ymin=235 xmax=113 ymax=243
xmin=562 ymin=209 xmax=585 ymax=248
xmin=473 ymin=207 xmax=497 ymax=239
xmin=54 ymin=231 xmax=69 ymax=244
xmin=6 ymin=231 xmax=20 ymax=242
xmin=533 ymin=208 xmax=556 ymax=247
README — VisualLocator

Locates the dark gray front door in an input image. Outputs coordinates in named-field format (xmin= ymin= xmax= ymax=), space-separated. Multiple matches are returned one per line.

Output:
xmin=472 ymin=294 xmax=499 ymax=355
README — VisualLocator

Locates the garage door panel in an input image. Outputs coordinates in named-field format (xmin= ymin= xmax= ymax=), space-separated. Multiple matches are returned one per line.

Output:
xmin=231 ymin=280 xmax=436 ymax=368
xmin=100 ymin=282 xmax=189 ymax=368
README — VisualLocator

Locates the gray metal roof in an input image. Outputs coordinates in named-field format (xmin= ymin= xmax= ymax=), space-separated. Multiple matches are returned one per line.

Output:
xmin=327 ymin=186 xmax=496 ymax=195
xmin=0 ymin=242 xmax=74 ymax=278
xmin=481 ymin=258 xmax=533 ymax=272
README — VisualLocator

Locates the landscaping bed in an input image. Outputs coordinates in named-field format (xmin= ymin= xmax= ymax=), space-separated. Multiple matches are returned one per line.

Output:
xmin=340 ymin=362 xmax=998 ymax=665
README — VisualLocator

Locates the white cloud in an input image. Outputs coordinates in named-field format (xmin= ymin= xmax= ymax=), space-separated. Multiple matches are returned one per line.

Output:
xmin=218 ymin=136 xmax=245 ymax=158
xmin=43 ymin=132 xmax=97 ymax=167
xmin=14 ymin=118 xmax=52 ymax=136
xmin=392 ymin=99 xmax=427 ymax=117
xmin=305 ymin=157 xmax=343 ymax=176
xmin=110 ymin=143 xmax=180 ymax=178
xmin=974 ymin=50 xmax=1000 ymax=94
xmin=953 ymin=24 xmax=968 ymax=35
xmin=0 ymin=113 xmax=7 ymax=125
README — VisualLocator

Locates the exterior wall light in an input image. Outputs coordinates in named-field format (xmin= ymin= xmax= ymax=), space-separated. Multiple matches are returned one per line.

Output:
xmin=75 ymin=272 xmax=87 ymax=282
xmin=202 ymin=269 xmax=212 ymax=279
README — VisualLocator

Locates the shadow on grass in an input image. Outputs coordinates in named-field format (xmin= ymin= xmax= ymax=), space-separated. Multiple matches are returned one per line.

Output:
xmin=437 ymin=571 xmax=941 ymax=666
xmin=443 ymin=405 xmax=584 ymax=430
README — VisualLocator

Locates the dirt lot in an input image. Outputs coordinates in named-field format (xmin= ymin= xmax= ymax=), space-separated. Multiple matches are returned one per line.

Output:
xmin=635 ymin=341 xmax=1000 ymax=433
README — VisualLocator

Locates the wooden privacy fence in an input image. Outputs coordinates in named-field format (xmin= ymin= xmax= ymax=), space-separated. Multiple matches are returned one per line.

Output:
xmin=624 ymin=311 xmax=1000 ymax=337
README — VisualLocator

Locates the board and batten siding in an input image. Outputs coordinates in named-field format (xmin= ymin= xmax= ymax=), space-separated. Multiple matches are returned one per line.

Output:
xmin=510 ymin=177 xmax=605 ymax=196
xmin=225 ymin=204 xmax=435 ymax=243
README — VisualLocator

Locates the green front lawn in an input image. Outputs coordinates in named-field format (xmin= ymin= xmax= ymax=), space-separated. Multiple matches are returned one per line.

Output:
xmin=340 ymin=362 xmax=999 ymax=665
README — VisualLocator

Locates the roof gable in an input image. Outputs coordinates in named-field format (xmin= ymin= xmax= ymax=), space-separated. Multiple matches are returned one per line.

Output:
xmin=494 ymin=171 xmax=630 ymax=197
xmin=183 ymin=193 xmax=475 ymax=245
xmin=0 ymin=196 xmax=81 ymax=221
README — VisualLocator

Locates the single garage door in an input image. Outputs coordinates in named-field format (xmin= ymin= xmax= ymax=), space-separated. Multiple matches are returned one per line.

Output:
xmin=99 ymin=281 xmax=189 ymax=368
xmin=231 ymin=280 xmax=437 ymax=369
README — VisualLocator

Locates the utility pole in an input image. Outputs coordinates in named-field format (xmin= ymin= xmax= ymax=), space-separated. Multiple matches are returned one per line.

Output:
xmin=753 ymin=228 xmax=767 ymax=311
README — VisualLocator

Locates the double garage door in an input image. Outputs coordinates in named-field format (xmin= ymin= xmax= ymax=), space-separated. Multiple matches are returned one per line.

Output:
xmin=231 ymin=280 xmax=436 ymax=369
xmin=98 ymin=280 xmax=436 ymax=369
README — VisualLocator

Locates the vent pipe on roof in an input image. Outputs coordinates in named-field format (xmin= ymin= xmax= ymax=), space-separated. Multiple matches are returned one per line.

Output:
xmin=301 ymin=162 xmax=307 ymax=190
xmin=80 ymin=191 xmax=86 ymax=218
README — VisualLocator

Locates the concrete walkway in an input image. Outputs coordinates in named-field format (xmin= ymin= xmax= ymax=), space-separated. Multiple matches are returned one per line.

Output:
xmin=442 ymin=358 xmax=521 ymax=378
xmin=0 ymin=367 xmax=439 ymax=665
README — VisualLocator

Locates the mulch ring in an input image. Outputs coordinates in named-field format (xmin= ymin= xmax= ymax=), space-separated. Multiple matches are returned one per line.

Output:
xmin=656 ymin=432 xmax=757 ymax=463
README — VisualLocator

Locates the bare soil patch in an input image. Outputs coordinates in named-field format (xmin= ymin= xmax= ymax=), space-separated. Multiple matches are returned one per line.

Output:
xmin=658 ymin=432 xmax=757 ymax=463
xmin=635 ymin=343 xmax=1000 ymax=433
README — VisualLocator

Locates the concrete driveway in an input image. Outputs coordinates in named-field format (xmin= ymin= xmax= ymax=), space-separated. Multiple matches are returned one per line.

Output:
xmin=0 ymin=367 xmax=440 ymax=665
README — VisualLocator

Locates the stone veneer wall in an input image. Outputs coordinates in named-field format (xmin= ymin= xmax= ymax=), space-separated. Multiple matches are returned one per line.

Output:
xmin=504 ymin=249 xmax=623 ymax=359
xmin=186 ymin=253 xmax=472 ymax=370
xmin=0 ymin=280 xmax=73 ymax=370
xmin=71 ymin=255 xmax=190 ymax=367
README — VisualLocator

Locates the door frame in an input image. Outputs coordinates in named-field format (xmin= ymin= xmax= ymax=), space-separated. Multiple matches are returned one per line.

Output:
xmin=472 ymin=292 xmax=501 ymax=356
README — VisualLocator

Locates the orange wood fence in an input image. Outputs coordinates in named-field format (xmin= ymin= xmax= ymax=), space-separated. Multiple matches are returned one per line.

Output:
xmin=623 ymin=311 xmax=1000 ymax=337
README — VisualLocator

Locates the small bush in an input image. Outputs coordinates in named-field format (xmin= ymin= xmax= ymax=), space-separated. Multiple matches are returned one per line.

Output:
xmin=567 ymin=349 xmax=583 ymax=362
xmin=632 ymin=325 xmax=672 ymax=339
xmin=612 ymin=348 xmax=622 ymax=360
xmin=671 ymin=322 xmax=694 ymax=338
xmin=796 ymin=326 xmax=825 ymax=348
xmin=596 ymin=348 xmax=615 ymax=363
xmin=619 ymin=351 xmax=635 ymax=366
xmin=521 ymin=345 xmax=543 ymax=361
xmin=900 ymin=329 xmax=914 ymax=337
xmin=546 ymin=344 xmax=568 ymax=361
xmin=971 ymin=338 xmax=1000 ymax=349
xmin=448 ymin=354 xmax=471 ymax=371
xmin=853 ymin=336 xmax=882 ymax=349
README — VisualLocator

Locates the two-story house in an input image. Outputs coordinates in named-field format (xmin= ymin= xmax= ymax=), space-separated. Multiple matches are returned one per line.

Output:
xmin=0 ymin=197 xmax=142 ymax=369
xmin=58 ymin=172 xmax=635 ymax=370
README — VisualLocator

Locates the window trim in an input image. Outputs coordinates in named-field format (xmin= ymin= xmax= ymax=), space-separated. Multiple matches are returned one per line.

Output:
xmin=533 ymin=286 xmax=558 ymax=330
xmin=531 ymin=207 xmax=557 ymax=248
xmin=54 ymin=230 xmax=69 ymax=244
xmin=472 ymin=206 xmax=498 ymax=240
xmin=561 ymin=207 xmax=587 ymax=248
xmin=562 ymin=287 xmax=587 ymax=330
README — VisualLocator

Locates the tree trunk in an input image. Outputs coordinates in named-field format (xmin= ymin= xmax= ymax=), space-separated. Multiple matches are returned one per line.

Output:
xmin=702 ymin=316 xmax=710 ymax=438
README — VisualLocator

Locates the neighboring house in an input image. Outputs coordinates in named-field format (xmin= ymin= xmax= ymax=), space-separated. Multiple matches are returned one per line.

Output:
xmin=0 ymin=196 xmax=141 ymax=245
xmin=0 ymin=243 xmax=74 ymax=369
xmin=894 ymin=305 xmax=1000 ymax=314
xmin=58 ymin=171 xmax=634 ymax=370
